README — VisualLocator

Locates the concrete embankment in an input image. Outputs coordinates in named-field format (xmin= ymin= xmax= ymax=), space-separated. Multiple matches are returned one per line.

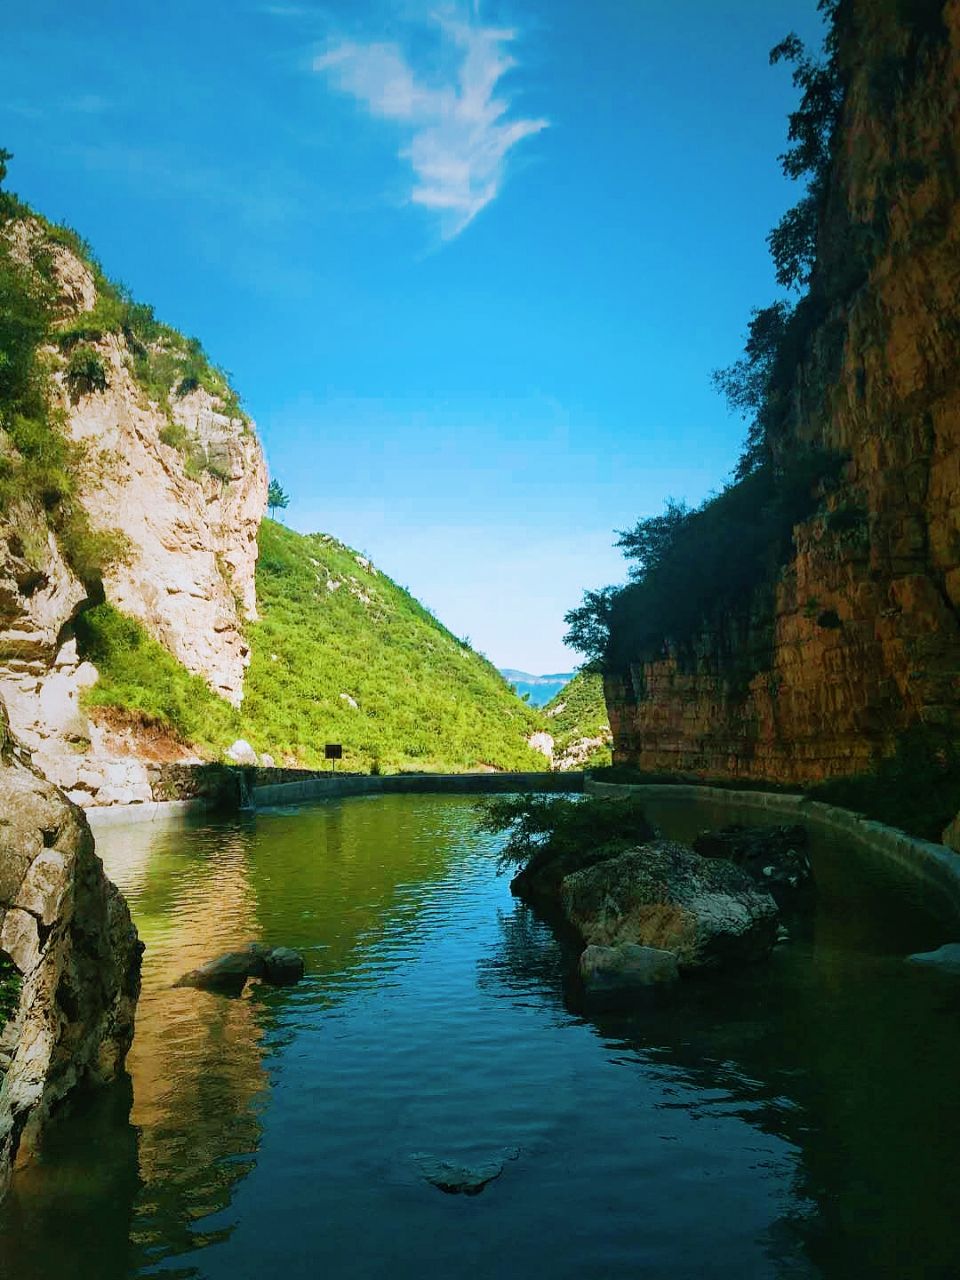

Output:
xmin=586 ymin=780 xmax=960 ymax=920
xmin=85 ymin=771 xmax=583 ymax=830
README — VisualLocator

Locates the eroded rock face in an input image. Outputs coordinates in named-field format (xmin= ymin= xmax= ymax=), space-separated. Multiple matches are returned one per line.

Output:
xmin=50 ymin=251 xmax=267 ymax=706
xmin=560 ymin=841 xmax=779 ymax=972
xmin=605 ymin=3 xmax=960 ymax=785
xmin=0 ymin=705 xmax=141 ymax=1195
xmin=0 ymin=226 xmax=268 ymax=806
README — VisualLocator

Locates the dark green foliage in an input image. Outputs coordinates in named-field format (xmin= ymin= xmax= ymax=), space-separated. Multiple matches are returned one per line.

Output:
xmin=567 ymin=452 xmax=843 ymax=669
xmin=476 ymin=792 xmax=655 ymax=877
xmin=0 ymin=953 xmax=21 ymax=1026
xmin=897 ymin=0 xmax=948 ymax=46
xmin=811 ymin=727 xmax=960 ymax=843
xmin=567 ymin=6 xmax=863 ymax=679
xmin=65 ymin=344 xmax=108 ymax=395
xmin=239 ymin=520 xmax=547 ymax=773
xmin=267 ymin=479 xmax=290 ymax=518
xmin=75 ymin=603 xmax=239 ymax=751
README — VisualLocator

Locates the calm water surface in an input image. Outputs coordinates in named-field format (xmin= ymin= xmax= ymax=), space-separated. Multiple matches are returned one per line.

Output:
xmin=2 ymin=793 xmax=959 ymax=1280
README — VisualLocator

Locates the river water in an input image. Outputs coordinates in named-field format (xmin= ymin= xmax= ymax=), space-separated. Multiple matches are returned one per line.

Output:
xmin=1 ymin=793 xmax=959 ymax=1280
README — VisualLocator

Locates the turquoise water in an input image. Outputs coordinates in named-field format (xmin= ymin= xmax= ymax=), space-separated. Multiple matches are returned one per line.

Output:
xmin=1 ymin=793 xmax=958 ymax=1279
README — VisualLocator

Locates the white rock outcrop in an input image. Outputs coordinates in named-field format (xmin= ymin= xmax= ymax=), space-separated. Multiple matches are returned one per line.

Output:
xmin=0 ymin=225 xmax=268 ymax=806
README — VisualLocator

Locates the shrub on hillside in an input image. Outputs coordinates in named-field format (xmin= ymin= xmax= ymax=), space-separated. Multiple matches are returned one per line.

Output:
xmin=65 ymin=345 xmax=108 ymax=395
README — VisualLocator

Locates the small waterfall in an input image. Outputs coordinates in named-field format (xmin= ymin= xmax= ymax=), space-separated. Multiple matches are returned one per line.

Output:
xmin=237 ymin=769 xmax=255 ymax=813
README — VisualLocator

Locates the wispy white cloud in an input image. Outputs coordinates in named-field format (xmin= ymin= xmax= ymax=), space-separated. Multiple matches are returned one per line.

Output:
xmin=314 ymin=8 xmax=547 ymax=239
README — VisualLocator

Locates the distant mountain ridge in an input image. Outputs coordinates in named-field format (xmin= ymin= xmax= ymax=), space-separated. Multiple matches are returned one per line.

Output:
xmin=500 ymin=668 xmax=576 ymax=708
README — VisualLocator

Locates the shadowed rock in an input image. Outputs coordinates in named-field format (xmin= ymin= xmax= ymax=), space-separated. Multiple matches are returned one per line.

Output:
xmin=175 ymin=943 xmax=304 ymax=996
xmin=693 ymin=824 xmax=813 ymax=910
xmin=579 ymin=942 xmax=679 ymax=997
xmin=0 ymin=701 xmax=141 ymax=1198
xmin=561 ymin=840 xmax=779 ymax=972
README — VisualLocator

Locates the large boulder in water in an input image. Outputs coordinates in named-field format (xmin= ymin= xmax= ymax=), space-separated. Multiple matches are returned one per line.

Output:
xmin=560 ymin=840 xmax=779 ymax=972
xmin=692 ymin=823 xmax=813 ymax=911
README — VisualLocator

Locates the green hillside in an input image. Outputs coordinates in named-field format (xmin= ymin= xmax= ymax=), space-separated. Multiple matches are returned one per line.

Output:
xmin=543 ymin=671 xmax=612 ymax=770
xmin=236 ymin=520 xmax=548 ymax=773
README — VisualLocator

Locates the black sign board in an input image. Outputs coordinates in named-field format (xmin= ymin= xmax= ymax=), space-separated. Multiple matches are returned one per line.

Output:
xmin=324 ymin=743 xmax=343 ymax=760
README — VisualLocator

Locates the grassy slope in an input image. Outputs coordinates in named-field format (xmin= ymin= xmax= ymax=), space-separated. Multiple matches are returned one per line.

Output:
xmin=543 ymin=671 xmax=612 ymax=769
xmin=237 ymin=520 xmax=547 ymax=773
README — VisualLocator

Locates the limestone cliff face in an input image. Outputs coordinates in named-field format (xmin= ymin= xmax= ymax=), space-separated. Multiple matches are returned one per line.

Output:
xmin=50 ymin=246 xmax=267 ymax=704
xmin=0 ymin=226 xmax=267 ymax=805
xmin=0 ymin=705 xmax=141 ymax=1195
xmin=607 ymin=0 xmax=960 ymax=784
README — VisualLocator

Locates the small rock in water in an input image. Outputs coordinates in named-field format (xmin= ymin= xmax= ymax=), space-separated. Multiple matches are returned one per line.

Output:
xmin=906 ymin=943 xmax=960 ymax=974
xmin=411 ymin=1147 xmax=520 ymax=1196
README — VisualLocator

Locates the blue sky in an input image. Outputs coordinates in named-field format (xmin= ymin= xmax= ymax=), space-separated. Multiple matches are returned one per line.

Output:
xmin=2 ymin=0 xmax=826 ymax=671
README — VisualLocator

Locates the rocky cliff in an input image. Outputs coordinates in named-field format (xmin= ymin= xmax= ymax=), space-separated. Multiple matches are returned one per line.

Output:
xmin=0 ymin=703 xmax=141 ymax=1194
xmin=0 ymin=211 xmax=267 ymax=806
xmin=606 ymin=0 xmax=960 ymax=786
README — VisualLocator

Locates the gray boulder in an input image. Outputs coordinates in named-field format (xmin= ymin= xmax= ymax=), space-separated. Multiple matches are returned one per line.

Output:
xmin=411 ymin=1147 xmax=520 ymax=1195
xmin=906 ymin=943 xmax=960 ymax=974
xmin=579 ymin=942 xmax=679 ymax=996
xmin=561 ymin=840 xmax=779 ymax=972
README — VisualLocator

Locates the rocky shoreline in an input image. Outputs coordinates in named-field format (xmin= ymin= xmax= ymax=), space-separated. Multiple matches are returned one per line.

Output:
xmin=0 ymin=707 xmax=141 ymax=1196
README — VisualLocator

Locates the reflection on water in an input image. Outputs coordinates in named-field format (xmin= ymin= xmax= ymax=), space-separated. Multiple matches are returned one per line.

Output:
xmin=0 ymin=794 xmax=958 ymax=1279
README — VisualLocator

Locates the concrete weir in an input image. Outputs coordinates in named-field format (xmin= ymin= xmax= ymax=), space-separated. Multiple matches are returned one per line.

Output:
xmin=82 ymin=771 xmax=960 ymax=924
xmin=84 ymin=771 xmax=584 ymax=831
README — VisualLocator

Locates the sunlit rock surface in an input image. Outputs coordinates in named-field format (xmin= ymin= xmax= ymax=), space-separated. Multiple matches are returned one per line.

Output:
xmin=0 ymin=703 xmax=141 ymax=1196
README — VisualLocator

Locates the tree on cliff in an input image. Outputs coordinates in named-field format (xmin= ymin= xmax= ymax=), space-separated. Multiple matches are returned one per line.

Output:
xmin=268 ymin=480 xmax=290 ymax=520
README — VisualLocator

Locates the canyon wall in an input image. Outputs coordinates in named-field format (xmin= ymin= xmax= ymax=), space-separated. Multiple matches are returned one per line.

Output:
xmin=0 ymin=226 xmax=267 ymax=806
xmin=607 ymin=0 xmax=960 ymax=784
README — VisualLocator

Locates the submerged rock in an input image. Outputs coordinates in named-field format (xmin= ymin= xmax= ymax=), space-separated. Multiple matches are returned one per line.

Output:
xmin=692 ymin=824 xmax=813 ymax=910
xmin=411 ymin=1147 xmax=520 ymax=1195
xmin=176 ymin=943 xmax=304 ymax=996
xmin=579 ymin=943 xmax=679 ymax=996
xmin=561 ymin=840 xmax=779 ymax=972
xmin=906 ymin=943 xmax=960 ymax=974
